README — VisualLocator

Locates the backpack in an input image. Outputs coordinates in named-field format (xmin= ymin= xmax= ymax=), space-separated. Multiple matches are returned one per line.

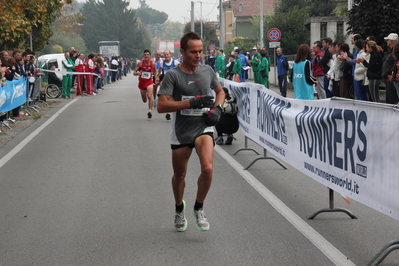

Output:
xmin=223 ymin=98 xmax=238 ymax=115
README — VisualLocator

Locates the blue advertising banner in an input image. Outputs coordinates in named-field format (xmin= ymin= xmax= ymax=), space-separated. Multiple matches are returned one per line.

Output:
xmin=0 ymin=77 xmax=27 ymax=113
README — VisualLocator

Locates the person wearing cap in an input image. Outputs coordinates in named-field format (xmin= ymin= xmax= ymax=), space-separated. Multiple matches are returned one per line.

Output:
xmin=382 ymin=33 xmax=399 ymax=104
xmin=251 ymin=47 xmax=261 ymax=84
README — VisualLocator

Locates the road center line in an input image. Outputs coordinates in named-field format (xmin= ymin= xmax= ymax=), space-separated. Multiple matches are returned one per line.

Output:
xmin=215 ymin=145 xmax=356 ymax=266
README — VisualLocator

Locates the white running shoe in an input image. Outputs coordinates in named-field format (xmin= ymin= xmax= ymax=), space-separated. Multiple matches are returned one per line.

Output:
xmin=193 ymin=208 xmax=210 ymax=231
xmin=175 ymin=200 xmax=187 ymax=232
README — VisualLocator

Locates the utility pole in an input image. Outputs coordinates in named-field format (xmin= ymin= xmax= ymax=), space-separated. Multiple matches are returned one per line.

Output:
xmin=219 ymin=0 xmax=224 ymax=49
xmin=260 ymin=0 xmax=264 ymax=48
xmin=191 ymin=1 xmax=195 ymax=32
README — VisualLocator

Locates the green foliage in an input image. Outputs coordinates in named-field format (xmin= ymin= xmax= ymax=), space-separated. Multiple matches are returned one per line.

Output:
xmin=275 ymin=0 xmax=309 ymax=13
xmin=135 ymin=7 xmax=168 ymax=25
xmin=52 ymin=44 xmax=63 ymax=53
xmin=41 ymin=31 xmax=87 ymax=55
xmin=0 ymin=0 xmax=70 ymax=51
xmin=225 ymin=37 xmax=258 ymax=55
xmin=80 ymin=0 xmax=151 ymax=58
xmin=161 ymin=22 xmax=184 ymax=41
xmin=309 ymin=0 xmax=335 ymax=17
xmin=183 ymin=21 xmax=219 ymax=51
xmin=348 ymin=0 xmax=399 ymax=44
xmin=266 ymin=5 xmax=310 ymax=55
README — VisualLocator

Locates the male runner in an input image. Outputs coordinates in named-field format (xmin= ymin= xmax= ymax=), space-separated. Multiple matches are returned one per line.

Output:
xmin=157 ymin=32 xmax=225 ymax=232
xmin=133 ymin=49 xmax=158 ymax=118
xmin=159 ymin=49 xmax=180 ymax=120
xmin=152 ymin=50 xmax=163 ymax=108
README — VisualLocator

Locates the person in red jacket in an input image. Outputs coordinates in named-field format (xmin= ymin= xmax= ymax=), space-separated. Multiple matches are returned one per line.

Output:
xmin=311 ymin=41 xmax=326 ymax=99
xmin=74 ymin=53 xmax=85 ymax=95
xmin=85 ymin=54 xmax=97 ymax=96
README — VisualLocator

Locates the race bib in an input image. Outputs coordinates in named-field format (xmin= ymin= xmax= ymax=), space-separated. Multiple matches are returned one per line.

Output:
xmin=180 ymin=95 xmax=210 ymax=116
xmin=141 ymin=71 xmax=151 ymax=79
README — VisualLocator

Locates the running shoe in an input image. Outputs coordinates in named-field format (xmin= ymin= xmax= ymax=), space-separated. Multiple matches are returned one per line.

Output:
xmin=225 ymin=135 xmax=233 ymax=145
xmin=165 ymin=113 xmax=171 ymax=120
xmin=147 ymin=112 xmax=152 ymax=119
xmin=216 ymin=136 xmax=224 ymax=145
xmin=175 ymin=200 xmax=187 ymax=232
xmin=193 ymin=208 xmax=210 ymax=231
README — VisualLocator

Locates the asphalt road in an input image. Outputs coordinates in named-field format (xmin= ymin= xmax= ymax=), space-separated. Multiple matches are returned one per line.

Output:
xmin=0 ymin=73 xmax=399 ymax=266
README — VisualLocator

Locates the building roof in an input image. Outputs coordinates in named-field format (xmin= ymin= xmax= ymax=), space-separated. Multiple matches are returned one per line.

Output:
xmin=230 ymin=0 xmax=275 ymax=17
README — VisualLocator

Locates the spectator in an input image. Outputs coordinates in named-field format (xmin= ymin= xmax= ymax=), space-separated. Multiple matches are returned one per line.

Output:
xmin=382 ymin=33 xmax=399 ymax=104
xmin=215 ymin=49 xmax=225 ymax=78
xmin=292 ymin=44 xmax=317 ymax=100
xmin=225 ymin=55 xmax=235 ymax=81
xmin=238 ymin=49 xmax=249 ymax=82
xmin=74 ymin=53 xmax=85 ymax=96
xmin=259 ymin=49 xmax=270 ymax=88
xmin=251 ymin=47 xmax=261 ymax=84
xmin=276 ymin=47 xmax=289 ymax=97
xmin=320 ymin=37 xmax=334 ymax=97
xmin=351 ymin=40 xmax=369 ymax=101
xmin=311 ymin=41 xmax=326 ymax=99
xmin=337 ymin=43 xmax=353 ymax=98
xmin=358 ymin=41 xmax=383 ymax=102
xmin=232 ymin=49 xmax=242 ymax=82
xmin=47 ymin=65 xmax=63 ymax=88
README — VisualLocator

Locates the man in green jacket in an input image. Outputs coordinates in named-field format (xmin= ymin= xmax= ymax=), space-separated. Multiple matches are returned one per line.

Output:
xmin=251 ymin=47 xmax=261 ymax=84
xmin=61 ymin=52 xmax=75 ymax=99
xmin=215 ymin=49 xmax=225 ymax=78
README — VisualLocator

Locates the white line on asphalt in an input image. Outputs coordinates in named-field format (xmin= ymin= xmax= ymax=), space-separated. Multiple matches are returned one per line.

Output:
xmin=214 ymin=145 xmax=356 ymax=266
xmin=0 ymin=99 xmax=78 ymax=169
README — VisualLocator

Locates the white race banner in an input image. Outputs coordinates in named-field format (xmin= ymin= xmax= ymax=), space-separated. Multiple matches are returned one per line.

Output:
xmin=219 ymin=78 xmax=399 ymax=221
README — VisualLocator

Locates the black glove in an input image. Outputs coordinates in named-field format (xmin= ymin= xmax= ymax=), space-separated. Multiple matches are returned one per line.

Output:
xmin=189 ymin=95 xmax=214 ymax=109
xmin=205 ymin=106 xmax=222 ymax=126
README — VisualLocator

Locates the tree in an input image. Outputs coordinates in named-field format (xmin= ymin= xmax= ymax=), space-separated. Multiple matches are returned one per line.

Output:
xmin=348 ymin=0 xmax=399 ymax=44
xmin=161 ymin=22 xmax=184 ymax=41
xmin=309 ymin=0 xmax=335 ymax=17
xmin=135 ymin=7 xmax=168 ymax=25
xmin=183 ymin=21 xmax=218 ymax=51
xmin=80 ymin=0 xmax=151 ymax=58
xmin=0 ymin=0 xmax=73 ymax=51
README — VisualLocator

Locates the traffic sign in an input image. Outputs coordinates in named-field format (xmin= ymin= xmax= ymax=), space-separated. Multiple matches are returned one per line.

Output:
xmin=269 ymin=42 xmax=280 ymax=48
xmin=209 ymin=44 xmax=216 ymax=50
xmin=267 ymin=28 xmax=281 ymax=42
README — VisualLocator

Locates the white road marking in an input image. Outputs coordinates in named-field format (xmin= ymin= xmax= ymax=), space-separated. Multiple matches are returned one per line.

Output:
xmin=215 ymin=145 xmax=356 ymax=266
xmin=0 ymin=99 xmax=78 ymax=169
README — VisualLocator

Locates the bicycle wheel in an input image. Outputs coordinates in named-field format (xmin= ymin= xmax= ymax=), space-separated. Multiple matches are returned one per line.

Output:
xmin=45 ymin=84 xmax=61 ymax=99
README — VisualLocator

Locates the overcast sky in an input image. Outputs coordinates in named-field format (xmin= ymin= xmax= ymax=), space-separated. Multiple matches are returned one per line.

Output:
xmin=78 ymin=0 xmax=220 ymax=24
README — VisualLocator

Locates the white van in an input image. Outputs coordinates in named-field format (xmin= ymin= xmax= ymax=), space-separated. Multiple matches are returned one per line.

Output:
xmin=37 ymin=53 xmax=66 ymax=80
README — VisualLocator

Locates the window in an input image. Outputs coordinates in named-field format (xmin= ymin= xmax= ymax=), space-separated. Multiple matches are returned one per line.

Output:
xmin=238 ymin=3 xmax=243 ymax=12
xmin=320 ymin=23 xmax=327 ymax=38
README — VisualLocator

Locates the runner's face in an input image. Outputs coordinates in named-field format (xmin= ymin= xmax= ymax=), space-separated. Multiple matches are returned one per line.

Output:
xmin=143 ymin=52 xmax=151 ymax=61
xmin=181 ymin=39 xmax=202 ymax=68
xmin=164 ymin=51 xmax=171 ymax=61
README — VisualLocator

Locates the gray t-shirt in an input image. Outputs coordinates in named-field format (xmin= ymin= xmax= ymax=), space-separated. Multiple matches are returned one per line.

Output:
xmin=158 ymin=64 xmax=220 ymax=145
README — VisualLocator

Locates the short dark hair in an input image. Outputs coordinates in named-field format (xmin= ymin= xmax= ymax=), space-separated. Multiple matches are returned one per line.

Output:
xmin=313 ymin=41 xmax=322 ymax=49
xmin=322 ymin=37 xmax=333 ymax=45
xmin=143 ymin=49 xmax=151 ymax=55
xmin=180 ymin=32 xmax=201 ymax=51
